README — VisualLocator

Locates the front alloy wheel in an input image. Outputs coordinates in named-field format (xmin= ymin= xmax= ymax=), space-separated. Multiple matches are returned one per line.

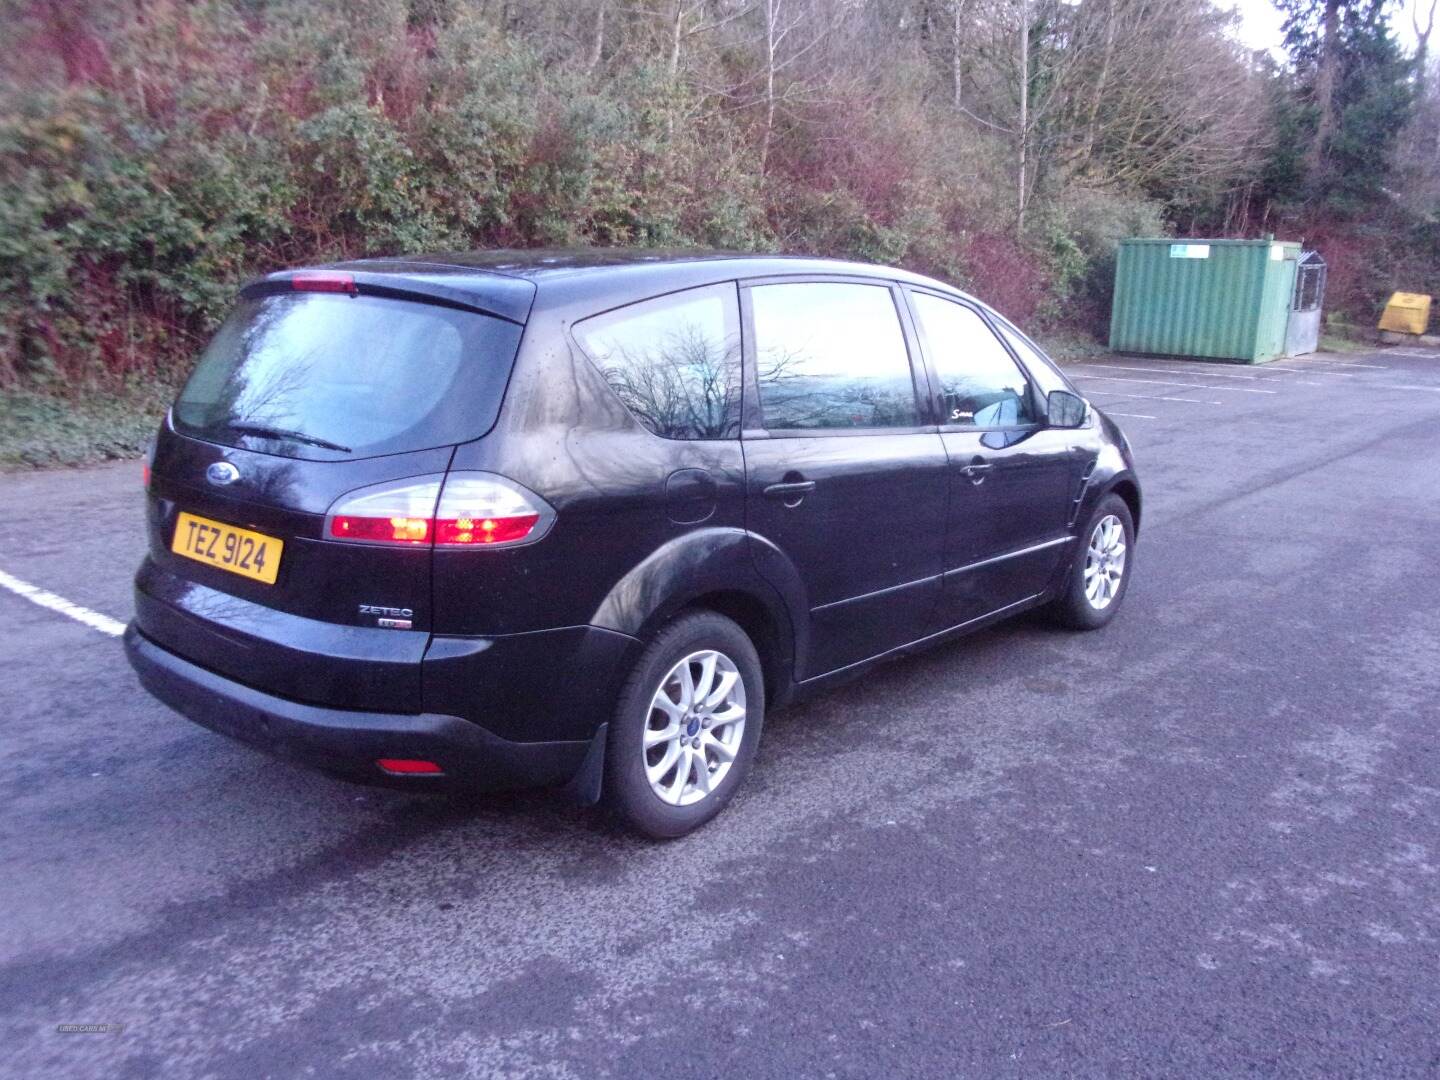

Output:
xmin=1049 ymin=492 xmax=1135 ymax=630
xmin=1084 ymin=514 xmax=1127 ymax=610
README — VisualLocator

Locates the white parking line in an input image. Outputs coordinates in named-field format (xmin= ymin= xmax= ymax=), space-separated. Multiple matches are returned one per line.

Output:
xmin=1283 ymin=356 xmax=1388 ymax=369
xmin=1074 ymin=363 xmax=1278 ymax=382
xmin=1075 ymin=363 xmax=1339 ymax=388
xmin=1073 ymin=373 xmax=1278 ymax=394
xmin=1102 ymin=411 xmax=1157 ymax=420
xmin=1265 ymin=365 xmax=1359 ymax=377
xmin=1086 ymin=390 xmax=1224 ymax=405
xmin=0 ymin=567 xmax=125 ymax=637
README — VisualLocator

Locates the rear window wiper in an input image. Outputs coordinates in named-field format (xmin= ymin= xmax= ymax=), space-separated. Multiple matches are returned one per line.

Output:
xmin=224 ymin=422 xmax=352 ymax=453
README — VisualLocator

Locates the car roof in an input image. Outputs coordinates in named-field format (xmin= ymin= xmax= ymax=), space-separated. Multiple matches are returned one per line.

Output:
xmin=252 ymin=249 xmax=979 ymax=324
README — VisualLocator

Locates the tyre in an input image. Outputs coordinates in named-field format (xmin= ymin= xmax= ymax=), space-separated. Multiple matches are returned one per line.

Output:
xmin=1049 ymin=493 xmax=1135 ymax=630
xmin=605 ymin=611 xmax=765 ymax=839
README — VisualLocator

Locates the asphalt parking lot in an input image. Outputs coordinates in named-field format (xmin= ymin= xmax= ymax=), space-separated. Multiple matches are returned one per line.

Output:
xmin=3 ymin=345 xmax=1440 ymax=1079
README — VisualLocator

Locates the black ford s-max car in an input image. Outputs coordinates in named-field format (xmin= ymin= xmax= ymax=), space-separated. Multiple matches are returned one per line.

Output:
xmin=126 ymin=250 xmax=1140 ymax=838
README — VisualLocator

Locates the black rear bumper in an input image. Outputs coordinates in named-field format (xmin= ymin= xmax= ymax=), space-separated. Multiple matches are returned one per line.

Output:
xmin=125 ymin=624 xmax=594 ymax=793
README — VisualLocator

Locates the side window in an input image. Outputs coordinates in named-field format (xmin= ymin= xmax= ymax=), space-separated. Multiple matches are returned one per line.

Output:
xmin=992 ymin=316 xmax=1072 ymax=397
xmin=910 ymin=293 xmax=1037 ymax=428
xmin=574 ymin=283 xmax=741 ymax=440
xmin=751 ymin=282 xmax=918 ymax=431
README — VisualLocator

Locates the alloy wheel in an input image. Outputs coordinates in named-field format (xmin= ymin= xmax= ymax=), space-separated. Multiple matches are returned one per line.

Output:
xmin=643 ymin=649 xmax=747 ymax=807
xmin=1084 ymin=513 xmax=1127 ymax=610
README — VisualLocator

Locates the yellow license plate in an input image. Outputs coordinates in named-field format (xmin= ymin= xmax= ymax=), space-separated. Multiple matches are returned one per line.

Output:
xmin=172 ymin=512 xmax=283 ymax=585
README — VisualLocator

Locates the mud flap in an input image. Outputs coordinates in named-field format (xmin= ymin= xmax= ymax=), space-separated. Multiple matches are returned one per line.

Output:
xmin=562 ymin=722 xmax=607 ymax=805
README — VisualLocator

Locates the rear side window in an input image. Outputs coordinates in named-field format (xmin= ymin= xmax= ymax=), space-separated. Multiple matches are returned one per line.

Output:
xmin=573 ymin=283 xmax=742 ymax=440
xmin=750 ymin=282 xmax=917 ymax=431
xmin=910 ymin=293 xmax=1037 ymax=428
xmin=173 ymin=293 xmax=523 ymax=460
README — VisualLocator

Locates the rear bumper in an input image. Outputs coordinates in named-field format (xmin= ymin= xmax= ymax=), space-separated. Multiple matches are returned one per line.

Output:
xmin=125 ymin=624 xmax=594 ymax=792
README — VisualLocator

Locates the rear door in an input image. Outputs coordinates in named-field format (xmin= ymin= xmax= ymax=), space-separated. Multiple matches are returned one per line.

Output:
xmin=904 ymin=289 xmax=1079 ymax=625
xmin=741 ymin=279 xmax=949 ymax=678
xmin=141 ymin=283 xmax=527 ymax=707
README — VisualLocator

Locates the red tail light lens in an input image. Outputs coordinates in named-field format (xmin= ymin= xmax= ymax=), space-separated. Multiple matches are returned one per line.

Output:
xmin=325 ymin=474 xmax=553 ymax=548
xmin=291 ymin=271 xmax=356 ymax=294
xmin=433 ymin=475 xmax=552 ymax=547
xmin=435 ymin=514 xmax=540 ymax=545
xmin=331 ymin=515 xmax=431 ymax=543
xmin=325 ymin=478 xmax=442 ymax=545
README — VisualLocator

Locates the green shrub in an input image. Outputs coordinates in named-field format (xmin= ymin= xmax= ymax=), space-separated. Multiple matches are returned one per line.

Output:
xmin=1044 ymin=189 xmax=1170 ymax=335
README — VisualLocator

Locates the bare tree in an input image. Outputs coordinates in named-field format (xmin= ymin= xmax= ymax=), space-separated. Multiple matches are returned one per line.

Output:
xmin=628 ymin=0 xmax=754 ymax=77
xmin=1016 ymin=0 xmax=1029 ymax=233
xmin=951 ymin=0 xmax=968 ymax=110
xmin=957 ymin=0 xmax=1098 ymax=234
xmin=588 ymin=1 xmax=607 ymax=71
xmin=1416 ymin=0 xmax=1438 ymax=98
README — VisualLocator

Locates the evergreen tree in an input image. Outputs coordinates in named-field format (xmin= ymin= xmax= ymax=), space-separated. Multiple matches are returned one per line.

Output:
xmin=1274 ymin=0 xmax=1414 ymax=213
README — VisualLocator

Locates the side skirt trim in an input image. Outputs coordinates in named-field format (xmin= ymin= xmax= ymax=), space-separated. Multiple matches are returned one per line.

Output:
xmin=941 ymin=535 xmax=1074 ymax=582
xmin=796 ymin=591 xmax=1045 ymax=688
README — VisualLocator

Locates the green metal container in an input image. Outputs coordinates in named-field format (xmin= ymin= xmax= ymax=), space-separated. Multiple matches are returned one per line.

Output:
xmin=1109 ymin=238 xmax=1301 ymax=363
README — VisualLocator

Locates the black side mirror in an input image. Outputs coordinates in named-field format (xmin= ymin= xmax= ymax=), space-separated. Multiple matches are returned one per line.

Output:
xmin=1047 ymin=390 xmax=1087 ymax=429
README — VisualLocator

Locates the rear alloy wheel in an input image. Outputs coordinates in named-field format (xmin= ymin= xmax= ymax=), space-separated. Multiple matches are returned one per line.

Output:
xmin=1049 ymin=493 xmax=1135 ymax=630
xmin=606 ymin=612 xmax=764 ymax=838
xmin=643 ymin=650 xmax=747 ymax=807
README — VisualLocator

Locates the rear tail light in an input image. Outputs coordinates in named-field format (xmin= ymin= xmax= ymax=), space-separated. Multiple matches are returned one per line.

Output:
xmin=143 ymin=435 xmax=156 ymax=490
xmin=327 ymin=478 xmax=441 ymax=545
xmin=325 ymin=473 xmax=554 ymax=548
xmin=434 ymin=474 xmax=551 ymax=546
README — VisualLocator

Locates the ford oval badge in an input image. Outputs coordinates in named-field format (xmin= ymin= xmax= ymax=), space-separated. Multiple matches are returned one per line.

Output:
xmin=206 ymin=461 xmax=240 ymax=486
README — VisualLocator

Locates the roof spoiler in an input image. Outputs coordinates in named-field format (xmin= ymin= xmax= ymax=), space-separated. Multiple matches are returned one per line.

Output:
xmin=243 ymin=268 xmax=536 ymax=324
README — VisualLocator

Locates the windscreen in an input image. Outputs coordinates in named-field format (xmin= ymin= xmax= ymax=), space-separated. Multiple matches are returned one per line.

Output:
xmin=172 ymin=292 xmax=523 ymax=460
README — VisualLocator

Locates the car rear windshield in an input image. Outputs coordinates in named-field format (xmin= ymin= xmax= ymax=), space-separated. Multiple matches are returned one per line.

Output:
xmin=172 ymin=292 xmax=523 ymax=460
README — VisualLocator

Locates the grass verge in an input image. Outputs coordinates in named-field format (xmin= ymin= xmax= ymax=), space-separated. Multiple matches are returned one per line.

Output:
xmin=0 ymin=383 xmax=174 ymax=470
xmin=1318 ymin=330 xmax=1378 ymax=354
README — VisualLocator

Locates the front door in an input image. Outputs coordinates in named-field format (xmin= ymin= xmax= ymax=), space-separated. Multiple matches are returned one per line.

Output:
xmin=905 ymin=290 xmax=1078 ymax=625
xmin=742 ymin=280 xmax=949 ymax=678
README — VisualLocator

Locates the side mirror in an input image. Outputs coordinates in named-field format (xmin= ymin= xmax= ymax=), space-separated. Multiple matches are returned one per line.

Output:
xmin=1047 ymin=390 xmax=1087 ymax=429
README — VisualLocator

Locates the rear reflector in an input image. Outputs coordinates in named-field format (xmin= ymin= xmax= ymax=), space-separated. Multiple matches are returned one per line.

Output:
xmin=377 ymin=758 xmax=444 ymax=775
xmin=291 ymin=271 xmax=356 ymax=294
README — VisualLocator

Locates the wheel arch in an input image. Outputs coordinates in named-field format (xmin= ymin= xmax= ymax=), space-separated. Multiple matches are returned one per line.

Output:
xmin=589 ymin=527 xmax=800 ymax=706
xmin=677 ymin=590 xmax=792 ymax=709
xmin=1106 ymin=476 xmax=1142 ymax=535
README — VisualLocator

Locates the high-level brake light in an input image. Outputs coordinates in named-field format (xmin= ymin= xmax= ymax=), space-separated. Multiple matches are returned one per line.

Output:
xmin=324 ymin=473 xmax=554 ymax=549
xmin=291 ymin=271 xmax=357 ymax=294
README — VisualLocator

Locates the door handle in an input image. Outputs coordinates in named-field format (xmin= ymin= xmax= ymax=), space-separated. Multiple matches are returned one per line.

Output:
xmin=763 ymin=480 xmax=816 ymax=504
xmin=959 ymin=462 xmax=993 ymax=484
